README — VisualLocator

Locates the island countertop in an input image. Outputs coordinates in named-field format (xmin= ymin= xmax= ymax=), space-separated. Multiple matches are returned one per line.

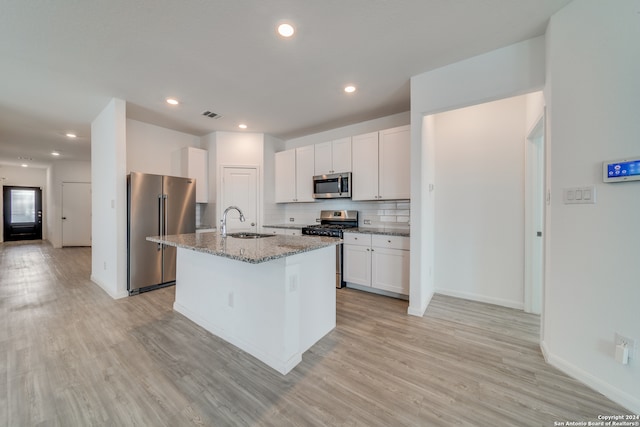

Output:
xmin=147 ymin=232 xmax=340 ymax=264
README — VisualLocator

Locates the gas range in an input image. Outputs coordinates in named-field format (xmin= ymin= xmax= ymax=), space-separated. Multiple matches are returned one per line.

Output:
xmin=302 ymin=210 xmax=358 ymax=238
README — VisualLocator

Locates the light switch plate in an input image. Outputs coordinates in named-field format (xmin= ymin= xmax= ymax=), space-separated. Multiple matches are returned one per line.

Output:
xmin=563 ymin=185 xmax=596 ymax=204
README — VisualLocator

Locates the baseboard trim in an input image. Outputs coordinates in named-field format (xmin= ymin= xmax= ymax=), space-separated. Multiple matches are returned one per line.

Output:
xmin=434 ymin=288 xmax=523 ymax=310
xmin=90 ymin=275 xmax=128 ymax=299
xmin=541 ymin=340 xmax=640 ymax=413
xmin=407 ymin=291 xmax=433 ymax=317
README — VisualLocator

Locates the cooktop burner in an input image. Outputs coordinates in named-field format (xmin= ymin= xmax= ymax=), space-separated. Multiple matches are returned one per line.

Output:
xmin=307 ymin=224 xmax=356 ymax=230
xmin=302 ymin=210 xmax=358 ymax=237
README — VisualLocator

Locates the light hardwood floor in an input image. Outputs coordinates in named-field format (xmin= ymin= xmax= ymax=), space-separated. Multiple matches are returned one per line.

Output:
xmin=0 ymin=241 xmax=627 ymax=426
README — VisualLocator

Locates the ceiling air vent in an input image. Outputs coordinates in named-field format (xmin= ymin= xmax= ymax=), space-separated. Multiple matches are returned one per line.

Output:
xmin=201 ymin=110 xmax=221 ymax=119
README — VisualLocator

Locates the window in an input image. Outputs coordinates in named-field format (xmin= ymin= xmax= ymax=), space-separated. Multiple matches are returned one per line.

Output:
xmin=10 ymin=189 xmax=36 ymax=223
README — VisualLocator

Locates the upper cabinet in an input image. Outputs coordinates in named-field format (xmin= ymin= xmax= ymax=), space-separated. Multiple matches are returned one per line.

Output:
xmin=181 ymin=147 xmax=208 ymax=203
xmin=351 ymin=132 xmax=379 ymax=200
xmin=352 ymin=125 xmax=410 ymax=201
xmin=275 ymin=146 xmax=315 ymax=203
xmin=378 ymin=125 xmax=411 ymax=200
xmin=314 ymin=137 xmax=352 ymax=175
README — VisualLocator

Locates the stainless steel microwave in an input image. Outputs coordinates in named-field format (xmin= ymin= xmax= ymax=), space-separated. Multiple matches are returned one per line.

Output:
xmin=313 ymin=172 xmax=351 ymax=199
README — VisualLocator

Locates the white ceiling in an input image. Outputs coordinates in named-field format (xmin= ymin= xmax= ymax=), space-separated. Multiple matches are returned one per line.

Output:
xmin=0 ymin=0 xmax=571 ymax=168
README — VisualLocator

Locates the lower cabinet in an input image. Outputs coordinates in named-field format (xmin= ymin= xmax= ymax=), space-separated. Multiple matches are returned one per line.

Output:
xmin=262 ymin=227 xmax=301 ymax=236
xmin=343 ymin=232 xmax=410 ymax=296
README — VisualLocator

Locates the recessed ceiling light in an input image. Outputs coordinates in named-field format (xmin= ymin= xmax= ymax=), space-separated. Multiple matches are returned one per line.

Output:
xmin=66 ymin=133 xmax=77 ymax=138
xmin=238 ymin=124 xmax=248 ymax=129
xmin=166 ymin=98 xmax=179 ymax=105
xmin=52 ymin=151 xmax=60 ymax=156
xmin=344 ymin=85 xmax=356 ymax=93
xmin=21 ymin=164 xmax=28 ymax=168
xmin=277 ymin=23 xmax=295 ymax=38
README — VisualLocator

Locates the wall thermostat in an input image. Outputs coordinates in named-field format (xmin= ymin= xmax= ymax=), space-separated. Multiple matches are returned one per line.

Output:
xmin=603 ymin=157 xmax=640 ymax=183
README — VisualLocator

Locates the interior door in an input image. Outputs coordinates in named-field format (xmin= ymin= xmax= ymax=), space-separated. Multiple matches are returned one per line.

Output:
xmin=2 ymin=186 xmax=42 ymax=241
xmin=221 ymin=167 xmax=258 ymax=233
xmin=62 ymin=182 xmax=92 ymax=246
xmin=524 ymin=116 xmax=545 ymax=315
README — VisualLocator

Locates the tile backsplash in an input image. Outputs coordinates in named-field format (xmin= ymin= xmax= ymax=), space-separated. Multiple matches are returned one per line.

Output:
xmin=264 ymin=199 xmax=410 ymax=228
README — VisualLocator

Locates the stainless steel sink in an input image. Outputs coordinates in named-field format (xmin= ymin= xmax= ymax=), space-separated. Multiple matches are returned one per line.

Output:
xmin=227 ymin=232 xmax=275 ymax=239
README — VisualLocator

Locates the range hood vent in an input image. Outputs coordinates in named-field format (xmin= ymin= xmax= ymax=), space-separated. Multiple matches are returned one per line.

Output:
xmin=201 ymin=110 xmax=221 ymax=119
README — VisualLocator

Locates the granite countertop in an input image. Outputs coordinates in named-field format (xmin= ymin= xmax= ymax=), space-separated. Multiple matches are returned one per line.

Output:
xmin=147 ymin=232 xmax=340 ymax=264
xmin=345 ymin=227 xmax=410 ymax=237
xmin=262 ymin=223 xmax=309 ymax=230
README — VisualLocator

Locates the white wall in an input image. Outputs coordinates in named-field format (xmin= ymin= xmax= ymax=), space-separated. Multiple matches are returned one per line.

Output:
xmin=410 ymin=36 xmax=546 ymax=316
xmin=91 ymin=98 xmax=128 ymax=299
xmin=0 ymin=165 xmax=47 ymax=243
xmin=47 ymin=160 xmax=91 ymax=248
xmin=433 ymin=95 xmax=526 ymax=309
xmin=126 ymin=119 xmax=201 ymax=176
xmin=543 ymin=0 xmax=640 ymax=412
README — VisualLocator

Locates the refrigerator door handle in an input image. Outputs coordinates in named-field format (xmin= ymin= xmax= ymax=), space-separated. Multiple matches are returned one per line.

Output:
xmin=157 ymin=194 xmax=163 ymax=250
xmin=163 ymin=194 xmax=168 ymax=237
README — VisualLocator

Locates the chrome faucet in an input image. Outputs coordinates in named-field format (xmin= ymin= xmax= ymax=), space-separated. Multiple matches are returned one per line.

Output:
xmin=220 ymin=206 xmax=246 ymax=237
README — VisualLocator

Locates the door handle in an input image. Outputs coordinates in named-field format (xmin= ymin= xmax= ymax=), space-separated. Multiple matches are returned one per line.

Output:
xmin=163 ymin=194 xmax=168 ymax=237
xmin=158 ymin=195 xmax=163 ymax=250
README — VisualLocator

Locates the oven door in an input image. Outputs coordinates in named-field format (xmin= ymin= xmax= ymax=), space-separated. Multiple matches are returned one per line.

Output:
xmin=313 ymin=173 xmax=351 ymax=199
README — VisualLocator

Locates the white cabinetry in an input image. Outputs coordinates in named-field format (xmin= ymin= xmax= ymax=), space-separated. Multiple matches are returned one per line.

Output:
xmin=181 ymin=147 xmax=208 ymax=203
xmin=343 ymin=232 xmax=410 ymax=296
xmin=351 ymin=132 xmax=379 ymax=200
xmin=314 ymin=137 xmax=352 ymax=175
xmin=262 ymin=227 xmax=301 ymax=236
xmin=275 ymin=149 xmax=296 ymax=202
xmin=275 ymin=146 xmax=315 ymax=203
xmin=352 ymin=125 xmax=410 ymax=201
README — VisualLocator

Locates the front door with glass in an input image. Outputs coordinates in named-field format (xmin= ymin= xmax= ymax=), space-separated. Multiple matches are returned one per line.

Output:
xmin=2 ymin=186 xmax=43 ymax=241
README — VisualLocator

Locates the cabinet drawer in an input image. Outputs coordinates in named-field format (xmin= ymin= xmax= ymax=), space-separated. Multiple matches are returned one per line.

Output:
xmin=343 ymin=233 xmax=372 ymax=246
xmin=372 ymin=234 xmax=409 ymax=250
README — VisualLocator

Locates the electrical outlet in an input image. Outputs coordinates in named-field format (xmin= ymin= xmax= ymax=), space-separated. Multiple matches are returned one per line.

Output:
xmin=363 ymin=219 xmax=371 ymax=225
xmin=289 ymin=217 xmax=295 ymax=222
xmin=228 ymin=292 xmax=234 ymax=308
xmin=103 ymin=261 xmax=107 ymax=270
xmin=615 ymin=333 xmax=636 ymax=360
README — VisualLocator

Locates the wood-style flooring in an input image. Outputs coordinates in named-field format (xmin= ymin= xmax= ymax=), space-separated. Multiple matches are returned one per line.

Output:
xmin=0 ymin=241 xmax=627 ymax=426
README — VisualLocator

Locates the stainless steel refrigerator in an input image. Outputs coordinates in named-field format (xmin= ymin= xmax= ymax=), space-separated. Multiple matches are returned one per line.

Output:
xmin=127 ymin=172 xmax=196 ymax=295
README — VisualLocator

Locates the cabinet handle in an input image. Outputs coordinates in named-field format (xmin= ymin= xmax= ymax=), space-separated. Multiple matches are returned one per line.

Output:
xmin=388 ymin=240 xmax=391 ymax=243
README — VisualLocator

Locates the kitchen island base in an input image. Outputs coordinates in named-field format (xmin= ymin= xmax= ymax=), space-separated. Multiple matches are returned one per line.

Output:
xmin=173 ymin=245 xmax=336 ymax=375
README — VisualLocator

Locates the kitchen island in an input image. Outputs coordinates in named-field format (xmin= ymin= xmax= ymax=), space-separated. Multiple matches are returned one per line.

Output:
xmin=147 ymin=232 xmax=340 ymax=375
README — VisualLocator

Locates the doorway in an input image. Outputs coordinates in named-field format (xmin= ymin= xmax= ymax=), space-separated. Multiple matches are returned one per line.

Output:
xmin=2 ymin=186 xmax=43 ymax=241
xmin=62 ymin=182 xmax=92 ymax=246
xmin=220 ymin=166 xmax=258 ymax=233
xmin=524 ymin=115 xmax=545 ymax=315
